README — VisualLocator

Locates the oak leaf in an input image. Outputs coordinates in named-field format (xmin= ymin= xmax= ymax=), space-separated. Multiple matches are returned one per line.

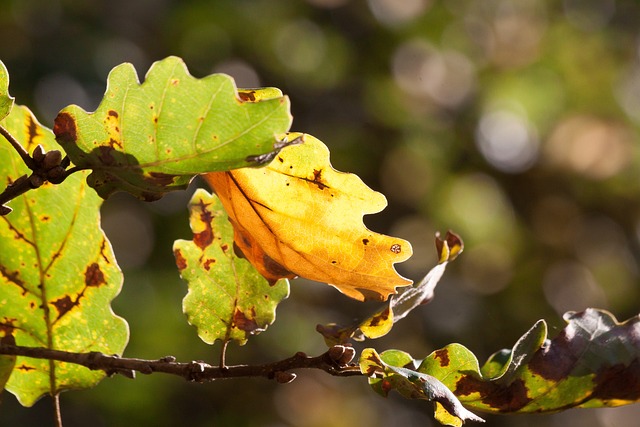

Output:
xmin=0 ymin=105 xmax=128 ymax=406
xmin=203 ymin=133 xmax=412 ymax=302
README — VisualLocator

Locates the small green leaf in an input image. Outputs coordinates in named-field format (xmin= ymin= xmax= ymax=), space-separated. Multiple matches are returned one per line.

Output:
xmin=360 ymin=348 xmax=485 ymax=425
xmin=0 ymin=60 xmax=14 ymax=121
xmin=53 ymin=56 xmax=292 ymax=200
xmin=0 ymin=105 xmax=128 ymax=406
xmin=173 ymin=188 xmax=289 ymax=345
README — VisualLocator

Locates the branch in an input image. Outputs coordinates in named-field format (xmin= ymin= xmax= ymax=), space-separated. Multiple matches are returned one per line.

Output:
xmin=0 ymin=344 xmax=362 ymax=383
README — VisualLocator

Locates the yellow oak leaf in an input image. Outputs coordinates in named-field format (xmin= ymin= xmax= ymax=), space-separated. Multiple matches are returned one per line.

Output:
xmin=203 ymin=133 xmax=412 ymax=302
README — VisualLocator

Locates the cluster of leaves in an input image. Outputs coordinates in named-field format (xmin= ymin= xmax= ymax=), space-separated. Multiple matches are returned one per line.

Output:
xmin=1 ymin=57 xmax=639 ymax=426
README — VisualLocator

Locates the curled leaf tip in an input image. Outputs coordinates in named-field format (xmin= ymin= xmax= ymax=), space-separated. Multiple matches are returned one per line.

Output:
xmin=435 ymin=230 xmax=464 ymax=264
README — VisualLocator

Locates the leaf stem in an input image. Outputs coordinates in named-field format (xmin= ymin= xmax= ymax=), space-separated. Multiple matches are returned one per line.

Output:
xmin=52 ymin=393 xmax=63 ymax=427
xmin=220 ymin=340 xmax=229 ymax=370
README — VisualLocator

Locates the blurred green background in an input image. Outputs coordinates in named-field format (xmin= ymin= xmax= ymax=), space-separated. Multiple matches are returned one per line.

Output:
xmin=2 ymin=0 xmax=640 ymax=426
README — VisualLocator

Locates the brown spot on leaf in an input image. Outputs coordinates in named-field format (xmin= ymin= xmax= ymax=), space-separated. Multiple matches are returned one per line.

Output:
xmin=51 ymin=295 xmax=77 ymax=319
xmin=0 ymin=265 xmax=27 ymax=295
xmin=171 ymin=78 xmax=179 ymax=86
xmin=26 ymin=114 xmax=40 ymax=147
xmin=390 ymin=244 xmax=402 ymax=254
xmin=107 ymin=109 xmax=118 ymax=118
xmin=233 ymin=307 xmax=259 ymax=332
xmin=528 ymin=332 xmax=576 ymax=381
xmin=203 ymin=258 xmax=216 ymax=271
xmin=193 ymin=201 xmax=214 ymax=249
xmin=194 ymin=227 xmax=213 ymax=249
xmin=99 ymin=238 xmax=110 ymax=264
xmin=592 ymin=360 xmax=640 ymax=401
xmin=108 ymin=138 xmax=123 ymax=150
xmin=434 ymin=349 xmax=450 ymax=367
xmin=381 ymin=379 xmax=393 ymax=394
xmin=362 ymin=239 xmax=369 ymax=245
xmin=53 ymin=112 xmax=77 ymax=143
xmin=238 ymin=90 xmax=256 ymax=102
xmin=368 ymin=307 xmax=391 ymax=327
xmin=85 ymin=263 xmax=106 ymax=287
xmin=455 ymin=375 xmax=532 ymax=412
xmin=174 ymin=248 xmax=187 ymax=270
xmin=17 ymin=364 xmax=35 ymax=372
xmin=311 ymin=169 xmax=328 ymax=190
xmin=221 ymin=244 xmax=229 ymax=253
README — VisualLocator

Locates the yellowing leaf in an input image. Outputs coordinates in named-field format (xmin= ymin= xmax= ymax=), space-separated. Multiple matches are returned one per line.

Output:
xmin=203 ymin=133 xmax=412 ymax=302
xmin=0 ymin=105 xmax=128 ymax=406
xmin=173 ymin=189 xmax=289 ymax=346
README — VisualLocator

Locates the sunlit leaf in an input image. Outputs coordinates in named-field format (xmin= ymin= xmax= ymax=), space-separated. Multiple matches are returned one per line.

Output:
xmin=360 ymin=348 xmax=485 ymax=426
xmin=173 ymin=189 xmax=289 ymax=345
xmin=0 ymin=105 xmax=128 ymax=406
xmin=0 ymin=60 xmax=14 ymax=121
xmin=317 ymin=231 xmax=462 ymax=345
xmin=203 ymin=133 xmax=412 ymax=302
xmin=53 ymin=56 xmax=292 ymax=201
xmin=419 ymin=308 xmax=640 ymax=415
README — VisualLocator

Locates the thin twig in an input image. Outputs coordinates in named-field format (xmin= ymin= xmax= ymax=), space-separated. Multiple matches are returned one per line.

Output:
xmin=0 ymin=344 xmax=363 ymax=383
xmin=220 ymin=340 xmax=229 ymax=370
xmin=52 ymin=393 xmax=63 ymax=427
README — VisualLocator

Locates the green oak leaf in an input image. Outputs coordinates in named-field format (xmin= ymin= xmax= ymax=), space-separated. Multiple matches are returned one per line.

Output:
xmin=317 ymin=231 xmax=463 ymax=346
xmin=419 ymin=308 xmax=640 ymax=415
xmin=360 ymin=348 xmax=485 ymax=426
xmin=0 ymin=60 xmax=14 ymax=121
xmin=173 ymin=188 xmax=289 ymax=345
xmin=0 ymin=105 xmax=128 ymax=406
xmin=53 ymin=56 xmax=292 ymax=201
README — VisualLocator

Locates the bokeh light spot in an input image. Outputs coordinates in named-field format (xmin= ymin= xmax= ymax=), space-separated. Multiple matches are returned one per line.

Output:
xmin=476 ymin=109 xmax=539 ymax=173
xmin=392 ymin=39 xmax=476 ymax=109
xmin=367 ymin=0 xmax=431 ymax=27
xmin=274 ymin=20 xmax=327 ymax=74
xmin=544 ymin=115 xmax=633 ymax=180
xmin=542 ymin=261 xmax=607 ymax=315
xmin=214 ymin=59 xmax=261 ymax=88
